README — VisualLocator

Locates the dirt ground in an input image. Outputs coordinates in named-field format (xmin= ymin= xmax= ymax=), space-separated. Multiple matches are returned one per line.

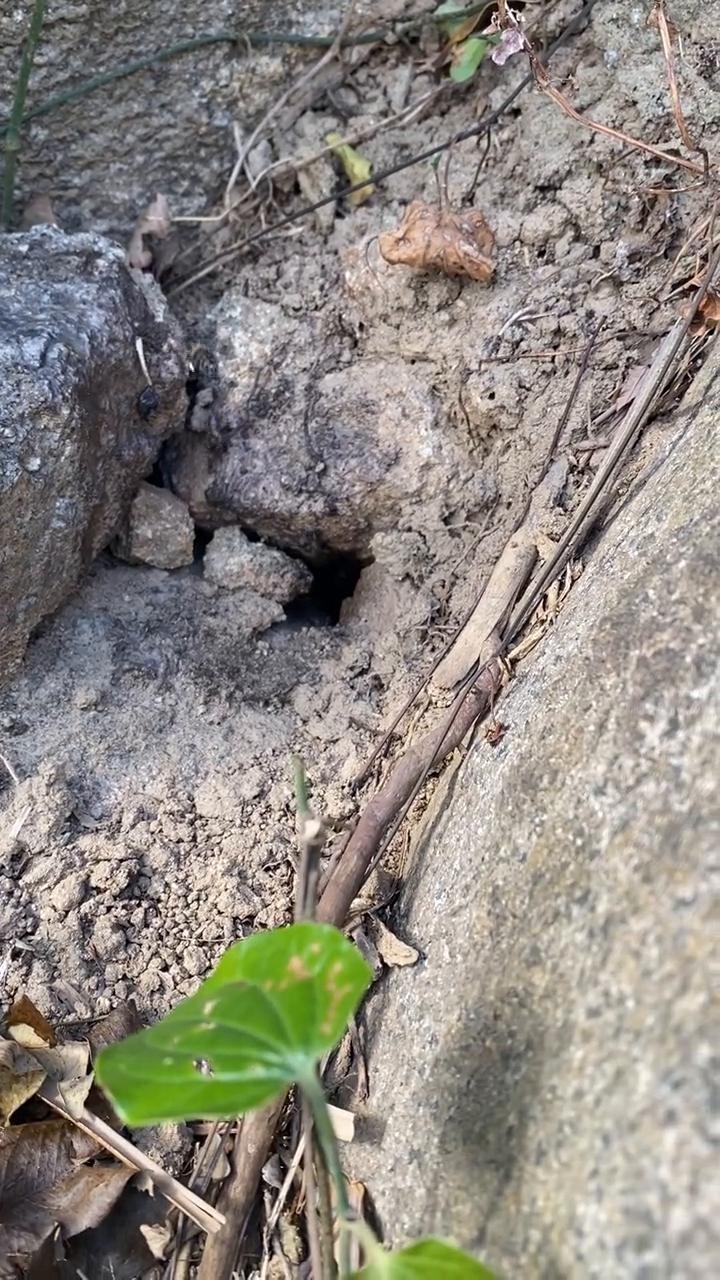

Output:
xmin=1 ymin=0 xmax=716 ymax=1066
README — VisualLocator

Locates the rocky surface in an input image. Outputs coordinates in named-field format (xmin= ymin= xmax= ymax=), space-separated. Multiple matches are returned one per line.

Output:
xmin=0 ymin=227 xmax=186 ymax=680
xmin=347 ymin=350 xmax=720 ymax=1278
xmin=0 ymin=0 xmax=394 ymax=238
xmin=168 ymin=292 xmax=492 ymax=558
xmin=113 ymin=482 xmax=195 ymax=569
xmin=0 ymin=8 xmax=717 ymax=1273
xmin=203 ymin=527 xmax=312 ymax=602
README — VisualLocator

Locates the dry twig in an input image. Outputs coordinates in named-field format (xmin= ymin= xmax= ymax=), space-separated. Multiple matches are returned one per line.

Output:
xmin=224 ymin=5 xmax=356 ymax=210
xmin=652 ymin=0 xmax=707 ymax=168
xmin=169 ymin=0 xmax=601 ymax=295
xmin=39 ymin=1082 xmax=224 ymax=1235
xmin=496 ymin=0 xmax=710 ymax=177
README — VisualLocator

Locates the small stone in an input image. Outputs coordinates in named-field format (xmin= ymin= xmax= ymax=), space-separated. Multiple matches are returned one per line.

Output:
xmin=204 ymin=527 xmax=312 ymax=603
xmin=113 ymin=481 xmax=195 ymax=570
xmin=73 ymin=686 xmax=101 ymax=710
xmin=50 ymin=873 xmax=86 ymax=915
xmin=91 ymin=917 xmax=126 ymax=958
xmin=181 ymin=945 xmax=207 ymax=977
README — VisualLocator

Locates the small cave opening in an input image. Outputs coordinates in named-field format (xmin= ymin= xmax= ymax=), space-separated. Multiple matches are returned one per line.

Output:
xmin=285 ymin=550 xmax=367 ymax=627
xmin=194 ymin=523 xmax=367 ymax=626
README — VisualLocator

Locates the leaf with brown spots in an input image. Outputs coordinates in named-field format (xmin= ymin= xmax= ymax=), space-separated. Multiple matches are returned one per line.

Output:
xmin=378 ymin=200 xmax=495 ymax=283
xmin=96 ymin=924 xmax=372 ymax=1125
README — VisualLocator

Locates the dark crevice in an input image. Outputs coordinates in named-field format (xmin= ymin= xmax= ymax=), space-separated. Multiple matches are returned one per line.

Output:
xmin=286 ymin=550 xmax=367 ymax=626
xmin=194 ymin=521 xmax=367 ymax=626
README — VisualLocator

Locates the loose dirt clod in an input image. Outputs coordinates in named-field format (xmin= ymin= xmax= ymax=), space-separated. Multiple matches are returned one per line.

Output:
xmin=378 ymin=199 xmax=495 ymax=282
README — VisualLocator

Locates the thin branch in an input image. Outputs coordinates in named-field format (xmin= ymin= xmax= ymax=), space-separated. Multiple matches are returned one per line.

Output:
xmin=497 ymin=0 xmax=709 ymax=177
xmin=224 ymin=5 xmax=355 ymax=210
xmin=1 ymin=5 xmax=493 ymax=130
xmin=317 ymin=661 xmax=501 ymax=928
xmin=507 ymin=241 xmax=720 ymax=640
xmin=654 ymin=0 xmax=707 ymax=168
xmin=302 ymin=1097 xmax=326 ymax=1280
xmin=353 ymin=324 xmax=600 ymax=785
xmin=292 ymin=755 xmax=326 ymax=921
xmin=302 ymin=1071 xmax=352 ymax=1277
xmin=196 ymin=1100 xmax=285 ymax=1279
xmin=39 ymin=1082 xmax=224 ymax=1235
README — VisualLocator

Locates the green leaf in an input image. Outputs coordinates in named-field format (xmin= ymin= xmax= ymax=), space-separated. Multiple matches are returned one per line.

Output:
xmin=449 ymin=36 xmax=488 ymax=83
xmin=326 ymin=131 xmax=375 ymax=206
xmin=96 ymin=924 xmax=372 ymax=1126
xmin=434 ymin=2 xmax=474 ymax=37
xmin=356 ymin=1238 xmax=497 ymax=1279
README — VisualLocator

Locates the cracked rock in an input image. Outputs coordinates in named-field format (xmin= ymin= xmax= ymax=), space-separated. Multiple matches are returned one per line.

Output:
xmin=0 ymin=227 xmax=187 ymax=681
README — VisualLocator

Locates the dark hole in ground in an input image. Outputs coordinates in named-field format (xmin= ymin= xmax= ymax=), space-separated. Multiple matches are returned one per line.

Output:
xmin=193 ymin=524 xmax=213 ymax=563
xmin=286 ymin=551 xmax=366 ymax=626
xmin=194 ymin=523 xmax=365 ymax=625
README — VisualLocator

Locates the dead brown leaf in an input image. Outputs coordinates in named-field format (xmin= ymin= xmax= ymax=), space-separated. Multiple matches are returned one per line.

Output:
xmin=368 ymin=917 xmax=420 ymax=968
xmin=126 ymin=193 xmax=172 ymax=271
xmin=0 ymin=1040 xmax=46 ymax=1125
xmin=697 ymin=288 xmax=720 ymax=326
xmin=0 ymin=1119 xmax=106 ymax=1261
xmin=139 ymin=1221 xmax=173 ymax=1260
xmin=7 ymin=995 xmax=56 ymax=1047
xmin=6 ymin=1028 xmax=92 ymax=1118
xmin=681 ymin=285 xmax=720 ymax=334
xmin=328 ymin=1103 xmax=355 ymax=1143
xmin=484 ymin=719 xmax=507 ymax=747
xmin=48 ymin=1163 xmax=133 ymax=1234
xmin=20 ymin=194 xmax=59 ymax=230
xmin=378 ymin=200 xmax=495 ymax=283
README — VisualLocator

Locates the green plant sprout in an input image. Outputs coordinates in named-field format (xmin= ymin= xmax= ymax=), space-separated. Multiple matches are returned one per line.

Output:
xmin=434 ymin=2 xmax=492 ymax=84
xmin=96 ymin=922 xmax=495 ymax=1278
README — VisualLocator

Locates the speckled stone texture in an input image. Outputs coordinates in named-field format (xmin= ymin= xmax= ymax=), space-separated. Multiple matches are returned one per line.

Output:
xmin=348 ymin=345 xmax=720 ymax=1278
xmin=0 ymin=1 xmax=392 ymax=238
xmin=0 ymin=226 xmax=186 ymax=680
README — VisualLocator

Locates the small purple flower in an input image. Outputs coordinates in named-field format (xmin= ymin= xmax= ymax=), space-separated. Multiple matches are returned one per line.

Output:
xmin=491 ymin=27 xmax=525 ymax=66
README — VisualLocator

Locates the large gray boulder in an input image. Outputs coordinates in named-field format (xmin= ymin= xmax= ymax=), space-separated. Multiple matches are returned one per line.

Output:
xmin=0 ymin=227 xmax=187 ymax=681
xmin=348 ymin=349 xmax=720 ymax=1277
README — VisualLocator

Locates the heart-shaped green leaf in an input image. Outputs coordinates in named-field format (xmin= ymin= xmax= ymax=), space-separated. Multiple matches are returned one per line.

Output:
xmin=356 ymin=1238 xmax=496 ymax=1279
xmin=96 ymin=924 xmax=372 ymax=1125
xmin=450 ymin=36 xmax=488 ymax=83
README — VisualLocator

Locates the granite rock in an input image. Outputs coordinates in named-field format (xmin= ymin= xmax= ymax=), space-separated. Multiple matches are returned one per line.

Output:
xmin=348 ymin=350 xmax=720 ymax=1278
xmin=203 ymin=526 xmax=312 ymax=602
xmin=168 ymin=293 xmax=490 ymax=558
xmin=0 ymin=227 xmax=186 ymax=680
xmin=114 ymin=481 xmax=195 ymax=570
